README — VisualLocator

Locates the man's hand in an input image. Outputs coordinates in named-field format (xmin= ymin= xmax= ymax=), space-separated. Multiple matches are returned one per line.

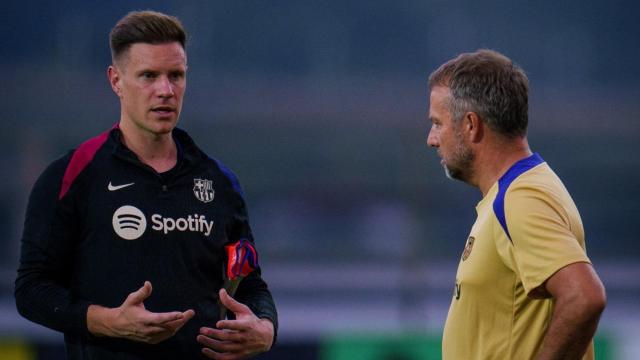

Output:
xmin=87 ymin=281 xmax=195 ymax=344
xmin=197 ymin=288 xmax=274 ymax=359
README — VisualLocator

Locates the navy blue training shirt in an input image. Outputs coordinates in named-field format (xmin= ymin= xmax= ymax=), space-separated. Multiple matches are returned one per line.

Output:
xmin=15 ymin=125 xmax=278 ymax=359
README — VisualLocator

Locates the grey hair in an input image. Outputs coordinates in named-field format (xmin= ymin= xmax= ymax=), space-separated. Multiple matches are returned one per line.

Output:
xmin=429 ymin=49 xmax=529 ymax=138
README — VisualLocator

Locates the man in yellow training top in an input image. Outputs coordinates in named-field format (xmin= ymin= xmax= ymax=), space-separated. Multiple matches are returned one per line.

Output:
xmin=426 ymin=49 xmax=606 ymax=359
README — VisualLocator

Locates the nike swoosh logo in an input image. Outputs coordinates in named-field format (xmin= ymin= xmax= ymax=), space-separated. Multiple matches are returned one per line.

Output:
xmin=108 ymin=182 xmax=135 ymax=191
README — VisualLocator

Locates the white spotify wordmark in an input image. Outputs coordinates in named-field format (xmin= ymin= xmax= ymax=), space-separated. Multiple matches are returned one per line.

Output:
xmin=112 ymin=205 xmax=147 ymax=240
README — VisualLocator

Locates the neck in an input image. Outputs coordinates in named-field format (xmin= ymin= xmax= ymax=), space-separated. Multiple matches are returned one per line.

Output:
xmin=119 ymin=120 xmax=177 ymax=173
xmin=473 ymin=136 xmax=532 ymax=196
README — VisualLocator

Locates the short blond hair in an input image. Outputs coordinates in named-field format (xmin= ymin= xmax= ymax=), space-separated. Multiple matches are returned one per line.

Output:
xmin=109 ymin=10 xmax=186 ymax=63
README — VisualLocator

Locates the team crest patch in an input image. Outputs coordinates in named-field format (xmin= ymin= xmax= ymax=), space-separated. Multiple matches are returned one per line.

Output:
xmin=193 ymin=178 xmax=215 ymax=203
xmin=461 ymin=236 xmax=475 ymax=261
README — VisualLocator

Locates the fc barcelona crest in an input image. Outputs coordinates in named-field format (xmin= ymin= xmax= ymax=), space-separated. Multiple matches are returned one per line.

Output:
xmin=193 ymin=178 xmax=215 ymax=203
xmin=461 ymin=236 xmax=475 ymax=261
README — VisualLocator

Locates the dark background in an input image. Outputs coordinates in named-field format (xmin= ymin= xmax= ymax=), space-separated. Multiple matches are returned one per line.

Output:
xmin=1 ymin=1 xmax=638 ymax=359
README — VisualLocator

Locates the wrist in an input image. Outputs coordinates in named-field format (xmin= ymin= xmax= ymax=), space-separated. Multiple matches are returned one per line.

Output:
xmin=258 ymin=318 xmax=275 ymax=349
xmin=87 ymin=304 xmax=116 ymax=338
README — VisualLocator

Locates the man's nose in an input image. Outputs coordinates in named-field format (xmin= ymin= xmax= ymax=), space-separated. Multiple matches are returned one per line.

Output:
xmin=157 ymin=76 xmax=175 ymax=97
xmin=427 ymin=127 xmax=438 ymax=147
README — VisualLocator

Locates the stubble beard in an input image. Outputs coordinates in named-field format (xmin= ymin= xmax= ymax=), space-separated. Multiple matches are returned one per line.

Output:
xmin=443 ymin=132 xmax=474 ymax=183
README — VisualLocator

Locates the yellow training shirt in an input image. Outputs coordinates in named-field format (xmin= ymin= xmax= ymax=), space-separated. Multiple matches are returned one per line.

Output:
xmin=442 ymin=153 xmax=594 ymax=360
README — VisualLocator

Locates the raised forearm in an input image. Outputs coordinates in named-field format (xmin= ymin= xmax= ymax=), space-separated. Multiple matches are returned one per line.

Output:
xmin=234 ymin=272 xmax=278 ymax=333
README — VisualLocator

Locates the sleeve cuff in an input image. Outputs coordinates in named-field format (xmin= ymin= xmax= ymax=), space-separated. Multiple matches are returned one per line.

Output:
xmin=524 ymin=258 xmax=591 ymax=296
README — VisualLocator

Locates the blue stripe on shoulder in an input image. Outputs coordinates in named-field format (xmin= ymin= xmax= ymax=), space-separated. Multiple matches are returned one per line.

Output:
xmin=212 ymin=158 xmax=245 ymax=198
xmin=493 ymin=153 xmax=544 ymax=242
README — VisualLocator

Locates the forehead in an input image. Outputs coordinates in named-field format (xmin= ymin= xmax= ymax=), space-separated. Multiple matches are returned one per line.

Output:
xmin=429 ymin=86 xmax=451 ymax=118
xmin=121 ymin=42 xmax=186 ymax=70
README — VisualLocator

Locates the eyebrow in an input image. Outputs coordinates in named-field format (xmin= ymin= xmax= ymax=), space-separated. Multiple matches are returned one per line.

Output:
xmin=136 ymin=68 xmax=158 ymax=74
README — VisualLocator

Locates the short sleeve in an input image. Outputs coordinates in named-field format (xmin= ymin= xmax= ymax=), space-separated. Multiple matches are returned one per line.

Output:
xmin=505 ymin=184 xmax=590 ymax=295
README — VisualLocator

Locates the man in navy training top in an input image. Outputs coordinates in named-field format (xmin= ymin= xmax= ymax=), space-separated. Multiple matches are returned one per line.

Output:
xmin=15 ymin=10 xmax=277 ymax=360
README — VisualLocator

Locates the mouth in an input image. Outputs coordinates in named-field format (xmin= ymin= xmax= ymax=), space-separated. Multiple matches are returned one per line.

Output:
xmin=150 ymin=106 xmax=176 ymax=116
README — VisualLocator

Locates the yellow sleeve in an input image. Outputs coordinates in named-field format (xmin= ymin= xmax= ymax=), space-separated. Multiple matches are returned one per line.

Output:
xmin=504 ymin=183 xmax=590 ymax=295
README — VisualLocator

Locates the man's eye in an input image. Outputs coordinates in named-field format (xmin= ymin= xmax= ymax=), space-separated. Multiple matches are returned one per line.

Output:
xmin=170 ymin=72 xmax=184 ymax=80
xmin=141 ymin=72 xmax=156 ymax=79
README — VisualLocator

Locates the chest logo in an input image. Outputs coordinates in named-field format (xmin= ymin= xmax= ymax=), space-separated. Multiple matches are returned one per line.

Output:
xmin=461 ymin=236 xmax=475 ymax=261
xmin=193 ymin=178 xmax=215 ymax=203
xmin=112 ymin=205 xmax=147 ymax=240
xmin=108 ymin=181 xmax=135 ymax=191
xmin=112 ymin=205 xmax=215 ymax=239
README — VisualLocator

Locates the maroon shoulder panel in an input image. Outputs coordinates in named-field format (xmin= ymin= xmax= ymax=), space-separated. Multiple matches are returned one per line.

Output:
xmin=58 ymin=124 xmax=118 ymax=199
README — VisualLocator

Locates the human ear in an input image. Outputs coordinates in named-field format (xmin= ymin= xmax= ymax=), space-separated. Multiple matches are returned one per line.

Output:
xmin=465 ymin=112 xmax=484 ymax=143
xmin=107 ymin=65 xmax=122 ymax=98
